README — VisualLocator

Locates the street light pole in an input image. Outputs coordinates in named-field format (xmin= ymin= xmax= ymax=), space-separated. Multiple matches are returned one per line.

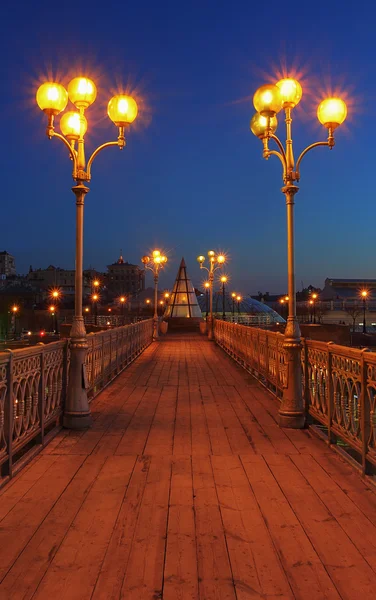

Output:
xmin=197 ymin=251 xmax=226 ymax=340
xmin=36 ymin=77 xmax=138 ymax=430
xmin=204 ymin=283 xmax=210 ymax=319
xmin=141 ymin=251 xmax=168 ymax=340
xmin=237 ymin=295 xmax=241 ymax=321
xmin=231 ymin=292 xmax=236 ymax=321
xmin=250 ymin=78 xmax=347 ymax=428
xmin=361 ymin=290 xmax=368 ymax=333
xmin=221 ymin=276 xmax=227 ymax=321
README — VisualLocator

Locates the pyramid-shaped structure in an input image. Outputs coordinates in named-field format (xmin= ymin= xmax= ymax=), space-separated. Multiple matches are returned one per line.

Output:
xmin=164 ymin=258 xmax=202 ymax=319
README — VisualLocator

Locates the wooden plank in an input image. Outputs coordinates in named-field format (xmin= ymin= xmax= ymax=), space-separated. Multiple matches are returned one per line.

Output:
xmin=0 ymin=455 xmax=58 ymax=519
xmin=143 ymin=385 xmax=177 ymax=455
xmin=211 ymin=455 xmax=293 ymax=599
xmin=291 ymin=454 xmax=376 ymax=573
xmin=92 ymin=432 xmax=123 ymax=457
xmin=192 ymin=455 xmax=237 ymax=599
xmin=32 ymin=455 xmax=137 ymax=600
xmin=0 ymin=454 xmax=107 ymax=599
xmin=223 ymin=386 xmax=275 ymax=454
xmin=116 ymin=387 xmax=162 ymax=455
xmin=189 ymin=385 xmax=212 ymax=456
xmin=0 ymin=455 xmax=85 ymax=582
xmin=267 ymin=453 xmax=376 ymax=598
xmin=91 ymin=456 xmax=151 ymax=600
xmin=173 ymin=386 xmax=192 ymax=455
xmin=210 ymin=385 xmax=255 ymax=454
xmin=119 ymin=455 xmax=172 ymax=599
xmin=235 ymin=385 xmax=300 ymax=454
xmin=240 ymin=454 xmax=341 ymax=599
xmin=163 ymin=456 xmax=199 ymax=600
xmin=200 ymin=384 xmax=233 ymax=455
xmin=314 ymin=451 xmax=376 ymax=527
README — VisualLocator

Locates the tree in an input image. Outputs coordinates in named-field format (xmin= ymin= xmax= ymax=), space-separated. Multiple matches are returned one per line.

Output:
xmin=344 ymin=303 xmax=363 ymax=333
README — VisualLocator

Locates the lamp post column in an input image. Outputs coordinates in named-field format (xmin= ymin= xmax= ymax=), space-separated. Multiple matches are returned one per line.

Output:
xmin=363 ymin=298 xmax=367 ymax=334
xmin=279 ymin=183 xmax=304 ymax=428
xmin=222 ymin=281 xmax=226 ymax=321
xmin=153 ymin=273 xmax=159 ymax=340
xmin=208 ymin=270 xmax=214 ymax=340
xmin=206 ymin=288 xmax=209 ymax=318
xmin=64 ymin=183 xmax=92 ymax=429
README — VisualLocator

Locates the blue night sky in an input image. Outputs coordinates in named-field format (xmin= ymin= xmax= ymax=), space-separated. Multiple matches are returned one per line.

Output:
xmin=0 ymin=0 xmax=373 ymax=295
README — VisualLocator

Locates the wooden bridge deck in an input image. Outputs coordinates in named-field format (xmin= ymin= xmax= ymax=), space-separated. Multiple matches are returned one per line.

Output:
xmin=1 ymin=333 xmax=376 ymax=599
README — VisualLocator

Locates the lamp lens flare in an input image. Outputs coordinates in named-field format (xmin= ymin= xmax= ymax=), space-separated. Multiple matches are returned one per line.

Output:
xmin=107 ymin=94 xmax=138 ymax=126
xmin=317 ymin=97 xmax=347 ymax=129
xmin=276 ymin=78 xmax=302 ymax=108
xmin=217 ymin=255 xmax=225 ymax=264
xmin=67 ymin=77 xmax=97 ymax=109
xmin=36 ymin=82 xmax=68 ymax=115
xmin=253 ymin=84 xmax=283 ymax=117
xmin=60 ymin=111 xmax=87 ymax=140
xmin=250 ymin=112 xmax=278 ymax=138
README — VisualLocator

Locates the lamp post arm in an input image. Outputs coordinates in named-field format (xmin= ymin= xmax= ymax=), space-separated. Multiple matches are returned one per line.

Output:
xmin=269 ymin=133 xmax=287 ymax=161
xmin=87 ymin=135 xmax=125 ymax=182
xmin=200 ymin=265 xmax=210 ymax=275
xmin=295 ymin=140 xmax=331 ymax=181
xmin=48 ymin=131 xmax=78 ymax=176
xmin=263 ymin=138 xmax=287 ymax=181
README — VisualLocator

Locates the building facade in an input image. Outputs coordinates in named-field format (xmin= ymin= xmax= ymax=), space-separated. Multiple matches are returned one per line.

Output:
xmin=26 ymin=265 xmax=91 ymax=298
xmin=0 ymin=251 xmax=16 ymax=277
xmin=106 ymin=254 xmax=145 ymax=296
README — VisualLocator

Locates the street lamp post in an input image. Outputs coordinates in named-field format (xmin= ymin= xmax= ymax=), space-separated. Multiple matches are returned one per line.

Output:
xmin=92 ymin=294 xmax=99 ymax=326
xmin=11 ymin=305 xmax=19 ymax=337
xmin=36 ymin=77 xmax=138 ymax=430
xmin=197 ymin=251 xmax=226 ymax=340
xmin=204 ymin=283 xmax=210 ymax=318
xmin=49 ymin=305 xmax=56 ymax=332
xmin=50 ymin=289 xmax=62 ymax=332
xmin=231 ymin=292 xmax=236 ymax=320
xmin=120 ymin=296 xmax=126 ymax=325
xmin=312 ymin=292 xmax=318 ymax=324
xmin=237 ymin=295 xmax=242 ymax=321
xmin=221 ymin=276 xmax=227 ymax=321
xmin=361 ymin=290 xmax=368 ymax=334
xmin=250 ymin=78 xmax=347 ymax=428
xmin=141 ymin=251 xmax=168 ymax=340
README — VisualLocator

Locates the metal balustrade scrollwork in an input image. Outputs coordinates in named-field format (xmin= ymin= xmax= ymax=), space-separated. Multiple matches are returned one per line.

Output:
xmin=0 ymin=318 xmax=153 ymax=486
xmin=214 ymin=319 xmax=376 ymax=475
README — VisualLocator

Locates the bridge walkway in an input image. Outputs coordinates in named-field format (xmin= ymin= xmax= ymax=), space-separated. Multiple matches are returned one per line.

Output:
xmin=1 ymin=333 xmax=376 ymax=599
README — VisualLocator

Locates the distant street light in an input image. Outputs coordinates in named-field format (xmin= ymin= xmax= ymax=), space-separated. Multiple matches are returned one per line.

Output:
xmin=36 ymin=76 xmax=138 ymax=429
xmin=236 ymin=295 xmax=242 ymax=320
xmin=141 ymin=250 xmax=168 ymax=340
xmin=231 ymin=292 xmax=236 ymax=319
xmin=120 ymin=296 xmax=126 ymax=324
xmin=250 ymin=77 xmax=347 ymax=428
xmin=361 ymin=290 xmax=368 ymax=334
xmin=197 ymin=251 xmax=226 ymax=340
xmin=311 ymin=292 xmax=318 ymax=324
xmin=204 ymin=282 xmax=210 ymax=318
xmin=92 ymin=293 xmax=99 ymax=326
xmin=220 ymin=276 xmax=228 ymax=321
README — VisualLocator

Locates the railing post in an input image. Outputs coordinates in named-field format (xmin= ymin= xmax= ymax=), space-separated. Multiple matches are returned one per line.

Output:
xmin=62 ymin=340 xmax=69 ymax=419
xmin=38 ymin=346 xmax=46 ymax=446
xmin=302 ymin=338 xmax=310 ymax=424
xmin=327 ymin=342 xmax=334 ymax=445
xmin=360 ymin=348 xmax=370 ymax=476
xmin=3 ymin=352 xmax=14 ymax=479
xmin=101 ymin=335 xmax=105 ymax=389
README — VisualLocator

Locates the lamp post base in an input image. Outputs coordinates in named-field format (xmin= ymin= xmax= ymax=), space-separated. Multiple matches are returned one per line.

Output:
xmin=207 ymin=315 xmax=214 ymax=341
xmin=153 ymin=316 xmax=159 ymax=341
xmin=278 ymin=318 xmax=305 ymax=429
xmin=64 ymin=318 xmax=92 ymax=430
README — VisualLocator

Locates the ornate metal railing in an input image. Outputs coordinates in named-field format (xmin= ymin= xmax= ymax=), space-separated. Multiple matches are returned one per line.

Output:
xmin=0 ymin=319 xmax=153 ymax=485
xmin=214 ymin=319 xmax=376 ymax=475
xmin=85 ymin=319 xmax=153 ymax=400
